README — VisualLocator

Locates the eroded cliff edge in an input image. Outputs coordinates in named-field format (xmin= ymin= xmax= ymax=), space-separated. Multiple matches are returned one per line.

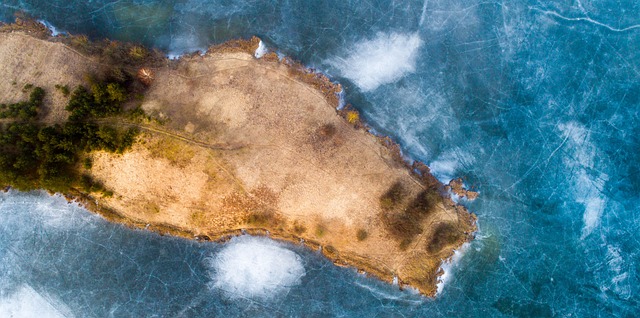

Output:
xmin=0 ymin=21 xmax=476 ymax=297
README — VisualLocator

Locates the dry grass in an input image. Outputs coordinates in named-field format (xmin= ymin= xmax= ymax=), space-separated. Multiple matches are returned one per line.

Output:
xmin=147 ymin=136 xmax=195 ymax=167
xmin=144 ymin=202 xmax=161 ymax=214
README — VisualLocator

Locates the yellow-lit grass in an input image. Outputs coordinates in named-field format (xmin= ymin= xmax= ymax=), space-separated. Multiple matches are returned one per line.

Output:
xmin=147 ymin=136 xmax=195 ymax=167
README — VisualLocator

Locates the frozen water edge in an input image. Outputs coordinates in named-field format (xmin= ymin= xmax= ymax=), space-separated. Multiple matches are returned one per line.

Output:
xmin=37 ymin=20 xmax=64 ymax=36
xmin=167 ymin=49 xmax=207 ymax=60
xmin=436 ymin=242 xmax=470 ymax=296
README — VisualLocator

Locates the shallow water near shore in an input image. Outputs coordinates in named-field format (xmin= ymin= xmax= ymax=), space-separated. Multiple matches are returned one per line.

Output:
xmin=2 ymin=0 xmax=640 ymax=316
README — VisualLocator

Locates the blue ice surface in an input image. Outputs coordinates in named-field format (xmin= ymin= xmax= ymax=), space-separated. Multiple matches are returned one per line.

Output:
xmin=1 ymin=0 xmax=639 ymax=316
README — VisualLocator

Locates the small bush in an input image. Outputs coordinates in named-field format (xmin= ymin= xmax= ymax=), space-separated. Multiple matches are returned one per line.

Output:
xmin=0 ymin=86 xmax=44 ymax=119
xmin=79 ymin=174 xmax=106 ymax=193
xmin=315 ymin=224 xmax=327 ymax=237
xmin=55 ymin=84 xmax=70 ymax=96
xmin=382 ymin=212 xmax=423 ymax=242
xmin=381 ymin=188 xmax=440 ymax=246
xmin=324 ymin=245 xmax=337 ymax=254
xmin=426 ymin=223 xmax=463 ymax=254
xmin=399 ymin=238 xmax=412 ymax=251
xmin=126 ymin=106 xmax=149 ymax=122
xmin=246 ymin=209 xmax=277 ymax=227
xmin=316 ymin=123 xmax=336 ymax=141
xmin=379 ymin=181 xmax=406 ymax=210
xmin=346 ymin=111 xmax=359 ymax=124
xmin=71 ymin=35 xmax=89 ymax=50
xmin=405 ymin=190 xmax=438 ymax=219
xmin=129 ymin=46 xmax=147 ymax=59
xmin=293 ymin=221 xmax=306 ymax=234
xmin=83 ymin=157 xmax=92 ymax=170
xmin=356 ymin=229 xmax=368 ymax=241
xmin=109 ymin=68 xmax=128 ymax=83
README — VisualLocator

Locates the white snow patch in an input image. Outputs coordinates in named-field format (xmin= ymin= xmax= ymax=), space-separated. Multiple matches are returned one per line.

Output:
xmin=0 ymin=285 xmax=73 ymax=318
xmin=428 ymin=149 xmax=474 ymax=183
xmin=580 ymin=195 xmax=605 ymax=235
xmin=336 ymin=90 xmax=346 ymax=110
xmin=254 ymin=40 xmax=268 ymax=58
xmin=166 ymin=33 xmax=206 ymax=59
xmin=329 ymin=32 xmax=423 ymax=91
xmin=557 ymin=121 xmax=608 ymax=239
xmin=208 ymin=236 xmax=305 ymax=300
xmin=605 ymin=245 xmax=631 ymax=298
xmin=436 ymin=242 xmax=470 ymax=295
xmin=428 ymin=158 xmax=458 ymax=183
xmin=37 ymin=20 xmax=64 ymax=36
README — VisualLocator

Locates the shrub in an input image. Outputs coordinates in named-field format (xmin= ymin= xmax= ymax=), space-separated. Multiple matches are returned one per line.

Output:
xmin=71 ymin=35 xmax=89 ymax=50
xmin=379 ymin=181 xmax=406 ymax=210
xmin=382 ymin=211 xmax=423 ymax=242
xmin=246 ymin=211 xmax=273 ymax=226
xmin=71 ymin=35 xmax=89 ymax=49
xmin=316 ymin=123 xmax=336 ymax=141
xmin=126 ymin=106 xmax=149 ymax=122
xmin=315 ymin=223 xmax=327 ymax=237
xmin=129 ymin=46 xmax=147 ymax=59
xmin=83 ymin=157 xmax=93 ymax=169
xmin=346 ymin=111 xmax=359 ymax=124
xmin=426 ymin=223 xmax=463 ymax=254
xmin=0 ymin=87 xmax=44 ymax=120
xmin=55 ymin=84 xmax=70 ymax=96
xmin=405 ymin=190 xmax=438 ymax=219
xmin=356 ymin=229 xmax=368 ymax=241
xmin=292 ymin=221 xmax=306 ymax=234
xmin=381 ymin=188 xmax=440 ymax=246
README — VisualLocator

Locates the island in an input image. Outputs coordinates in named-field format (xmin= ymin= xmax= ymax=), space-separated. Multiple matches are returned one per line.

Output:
xmin=0 ymin=18 xmax=476 ymax=297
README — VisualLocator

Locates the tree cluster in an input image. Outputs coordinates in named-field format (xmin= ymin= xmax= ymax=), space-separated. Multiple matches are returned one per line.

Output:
xmin=0 ymin=83 xmax=139 ymax=194
xmin=0 ymin=87 xmax=44 ymax=120
xmin=66 ymin=83 xmax=127 ymax=120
